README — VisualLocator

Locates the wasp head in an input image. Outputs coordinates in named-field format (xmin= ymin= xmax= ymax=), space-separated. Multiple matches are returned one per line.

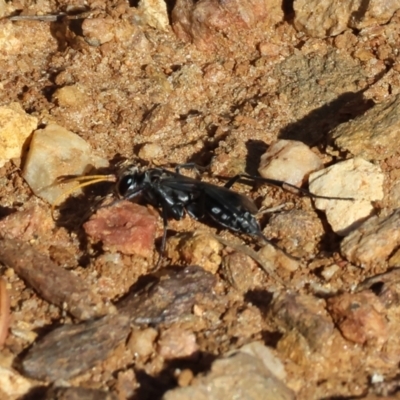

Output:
xmin=116 ymin=166 xmax=145 ymax=200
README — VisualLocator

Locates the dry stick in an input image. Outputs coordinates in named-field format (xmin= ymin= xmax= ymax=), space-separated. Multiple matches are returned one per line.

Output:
xmin=208 ymin=232 xmax=286 ymax=286
xmin=6 ymin=11 xmax=93 ymax=22
xmin=0 ymin=278 xmax=10 ymax=347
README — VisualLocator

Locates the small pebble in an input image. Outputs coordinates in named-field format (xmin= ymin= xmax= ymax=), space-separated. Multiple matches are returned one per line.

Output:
xmin=0 ymin=103 xmax=37 ymax=168
xmin=22 ymin=124 xmax=109 ymax=205
xmin=271 ymin=292 xmax=334 ymax=351
xmin=168 ymin=232 xmax=222 ymax=274
xmin=53 ymin=84 xmax=90 ymax=108
xmin=157 ymin=326 xmax=198 ymax=359
xmin=84 ymin=201 xmax=157 ymax=258
xmin=309 ymin=157 xmax=384 ymax=235
xmin=138 ymin=143 xmax=163 ymax=161
xmin=139 ymin=0 xmax=169 ymax=31
xmin=239 ymin=341 xmax=286 ymax=381
xmin=82 ymin=18 xmax=115 ymax=46
xmin=128 ymin=327 xmax=158 ymax=359
xmin=320 ymin=264 xmax=340 ymax=281
xmin=341 ymin=208 xmax=400 ymax=267
xmin=327 ymin=291 xmax=388 ymax=345
xmin=258 ymin=243 xmax=300 ymax=272
xmin=163 ymin=351 xmax=295 ymax=400
xmin=258 ymin=140 xmax=323 ymax=186
xmin=177 ymin=368 xmax=194 ymax=387
xmin=0 ymin=366 xmax=32 ymax=397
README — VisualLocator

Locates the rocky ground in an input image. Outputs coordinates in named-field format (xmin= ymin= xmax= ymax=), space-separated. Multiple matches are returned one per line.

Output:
xmin=0 ymin=0 xmax=400 ymax=399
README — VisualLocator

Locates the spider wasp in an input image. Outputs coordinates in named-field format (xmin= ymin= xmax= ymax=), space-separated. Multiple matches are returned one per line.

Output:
xmin=55 ymin=162 xmax=352 ymax=265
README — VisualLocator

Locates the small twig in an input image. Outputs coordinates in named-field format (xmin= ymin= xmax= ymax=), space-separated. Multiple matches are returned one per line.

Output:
xmin=208 ymin=233 xmax=285 ymax=286
xmin=0 ymin=278 xmax=10 ymax=347
xmin=257 ymin=203 xmax=292 ymax=216
xmin=8 ymin=14 xmax=66 ymax=22
xmin=6 ymin=11 xmax=93 ymax=22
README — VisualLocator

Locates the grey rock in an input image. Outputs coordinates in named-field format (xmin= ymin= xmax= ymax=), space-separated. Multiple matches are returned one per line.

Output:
xmin=341 ymin=209 xmax=400 ymax=267
xmin=162 ymin=351 xmax=295 ymax=400
xmin=330 ymin=95 xmax=400 ymax=161
xmin=294 ymin=0 xmax=400 ymax=38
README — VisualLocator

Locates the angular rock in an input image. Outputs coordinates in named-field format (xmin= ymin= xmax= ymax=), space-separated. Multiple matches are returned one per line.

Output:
xmin=0 ymin=0 xmax=10 ymax=18
xmin=309 ymin=158 xmax=384 ymax=235
xmin=22 ymin=314 xmax=130 ymax=381
xmin=0 ymin=238 xmax=115 ymax=320
xmin=84 ymin=201 xmax=157 ymax=258
xmin=53 ymin=84 xmax=90 ymax=108
xmin=82 ymin=18 xmax=116 ymax=46
xmin=330 ymin=95 xmax=400 ymax=161
xmin=157 ymin=326 xmax=198 ymax=359
xmin=118 ymin=265 xmax=216 ymax=325
xmin=0 ymin=21 xmax=21 ymax=57
xmin=0 ymin=206 xmax=54 ymax=243
xmin=0 ymin=366 xmax=32 ymax=398
xmin=270 ymin=292 xmax=334 ymax=351
xmin=222 ymin=251 xmax=265 ymax=292
xmin=139 ymin=0 xmax=169 ymax=31
xmin=0 ymin=102 xmax=37 ymax=168
xmin=166 ymin=232 xmax=222 ymax=274
xmin=263 ymin=209 xmax=324 ymax=258
xmin=358 ymin=268 xmax=400 ymax=309
xmin=22 ymin=124 xmax=109 ymax=205
xmin=258 ymin=140 xmax=323 ymax=187
xmin=172 ymin=0 xmax=283 ymax=50
xmin=327 ymin=291 xmax=388 ymax=345
xmin=127 ymin=327 xmax=158 ymax=359
xmin=294 ymin=0 xmax=399 ymax=38
xmin=239 ymin=341 xmax=286 ymax=381
xmin=340 ymin=209 xmax=400 ymax=267
xmin=258 ymin=243 xmax=300 ymax=273
xmin=162 ymin=351 xmax=295 ymax=400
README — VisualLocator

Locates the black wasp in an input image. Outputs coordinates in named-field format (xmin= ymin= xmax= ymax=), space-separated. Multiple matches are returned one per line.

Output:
xmin=114 ymin=164 xmax=348 ymax=257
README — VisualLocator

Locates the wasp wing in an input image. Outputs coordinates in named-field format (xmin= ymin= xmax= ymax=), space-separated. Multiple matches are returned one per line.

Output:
xmin=160 ymin=172 xmax=259 ymax=216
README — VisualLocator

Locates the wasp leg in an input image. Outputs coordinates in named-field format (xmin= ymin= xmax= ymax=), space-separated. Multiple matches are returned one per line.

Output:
xmin=155 ymin=203 xmax=169 ymax=268
xmin=223 ymin=174 xmax=244 ymax=189
xmin=174 ymin=163 xmax=209 ymax=175
xmin=224 ymin=173 xmax=353 ymax=201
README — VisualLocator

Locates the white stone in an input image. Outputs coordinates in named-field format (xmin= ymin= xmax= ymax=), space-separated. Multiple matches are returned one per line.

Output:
xmin=22 ymin=124 xmax=109 ymax=205
xmin=294 ymin=0 xmax=399 ymax=38
xmin=138 ymin=143 xmax=163 ymax=161
xmin=258 ymin=140 xmax=323 ymax=187
xmin=139 ymin=0 xmax=169 ymax=31
xmin=308 ymin=158 xmax=384 ymax=235
xmin=0 ymin=103 xmax=37 ymax=168
xmin=320 ymin=264 xmax=340 ymax=281
xmin=0 ymin=366 xmax=32 ymax=397
xmin=258 ymin=243 xmax=300 ymax=272
xmin=0 ymin=21 xmax=22 ymax=57
xmin=239 ymin=341 xmax=286 ymax=381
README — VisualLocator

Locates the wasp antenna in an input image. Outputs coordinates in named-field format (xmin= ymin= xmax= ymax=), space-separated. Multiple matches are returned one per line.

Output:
xmin=51 ymin=176 xmax=115 ymax=220
xmin=56 ymin=174 xmax=116 ymax=184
